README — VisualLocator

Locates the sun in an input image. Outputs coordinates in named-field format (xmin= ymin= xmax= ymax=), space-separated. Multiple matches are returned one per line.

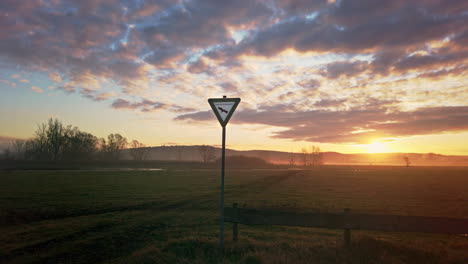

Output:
xmin=366 ymin=141 xmax=390 ymax=153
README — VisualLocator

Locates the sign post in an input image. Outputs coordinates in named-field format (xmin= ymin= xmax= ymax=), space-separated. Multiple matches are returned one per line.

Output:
xmin=208 ymin=96 xmax=241 ymax=250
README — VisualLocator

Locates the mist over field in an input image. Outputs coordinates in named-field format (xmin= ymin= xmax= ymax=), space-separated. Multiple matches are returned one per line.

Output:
xmin=117 ymin=146 xmax=468 ymax=166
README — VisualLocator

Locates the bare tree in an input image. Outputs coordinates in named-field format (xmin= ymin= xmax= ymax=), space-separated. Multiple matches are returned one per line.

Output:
xmin=198 ymin=145 xmax=215 ymax=163
xmin=21 ymin=119 xmax=67 ymax=160
xmin=31 ymin=122 xmax=49 ymax=160
xmin=2 ymin=147 xmax=11 ymax=160
xmin=97 ymin=138 xmax=107 ymax=159
xmin=310 ymin=145 xmax=324 ymax=167
xmin=301 ymin=145 xmax=324 ymax=167
xmin=129 ymin=140 xmax=148 ymax=161
xmin=288 ymin=151 xmax=295 ymax=167
xmin=12 ymin=139 xmax=26 ymax=160
xmin=101 ymin=133 xmax=127 ymax=160
xmin=62 ymin=128 xmax=98 ymax=160
xmin=27 ymin=119 xmax=99 ymax=161
xmin=45 ymin=118 xmax=69 ymax=160
xmin=403 ymin=156 xmax=411 ymax=167
xmin=5 ymin=119 xmax=131 ymax=162
xmin=301 ymin=147 xmax=308 ymax=167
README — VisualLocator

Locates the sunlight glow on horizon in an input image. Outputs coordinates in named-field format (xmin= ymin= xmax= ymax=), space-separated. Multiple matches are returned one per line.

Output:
xmin=365 ymin=141 xmax=391 ymax=154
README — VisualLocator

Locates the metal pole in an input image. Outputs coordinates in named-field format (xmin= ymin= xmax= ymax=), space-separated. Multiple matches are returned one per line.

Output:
xmin=343 ymin=208 xmax=351 ymax=248
xmin=233 ymin=203 xmax=238 ymax=241
xmin=219 ymin=125 xmax=226 ymax=249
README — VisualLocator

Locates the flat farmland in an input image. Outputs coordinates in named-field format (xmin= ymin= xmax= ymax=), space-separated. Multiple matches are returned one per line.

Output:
xmin=0 ymin=166 xmax=467 ymax=263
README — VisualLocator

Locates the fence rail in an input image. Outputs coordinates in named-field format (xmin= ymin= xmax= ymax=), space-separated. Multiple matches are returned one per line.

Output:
xmin=224 ymin=204 xmax=468 ymax=246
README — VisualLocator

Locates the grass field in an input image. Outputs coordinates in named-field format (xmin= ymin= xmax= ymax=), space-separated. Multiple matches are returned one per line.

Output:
xmin=1 ymin=166 xmax=467 ymax=263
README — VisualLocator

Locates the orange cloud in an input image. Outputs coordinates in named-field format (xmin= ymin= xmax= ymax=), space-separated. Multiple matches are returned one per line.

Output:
xmin=31 ymin=86 xmax=43 ymax=93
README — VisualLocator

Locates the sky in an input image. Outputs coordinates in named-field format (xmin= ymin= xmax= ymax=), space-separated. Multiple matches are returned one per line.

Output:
xmin=1 ymin=0 xmax=468 ymax=155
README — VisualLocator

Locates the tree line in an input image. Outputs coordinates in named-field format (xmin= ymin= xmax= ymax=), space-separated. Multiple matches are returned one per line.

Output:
xmin=4 ymin=119 xmax=148 ymax=161
xmin=288 ymin=145 xmax=324 ymax=167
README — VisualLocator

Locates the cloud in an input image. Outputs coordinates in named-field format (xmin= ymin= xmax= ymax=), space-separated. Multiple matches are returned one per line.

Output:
xmin=48 ymin=72 xmax=62 ymax=83
xmin=325 ymin=61 xmax=368 ymax=79
xmin=209 ymin=2 xmax=467 ymax=62
xmin=80 ymin=88 xmax=117 ymax=101
xmin=140 ymin=0 xmax=273 ymax=47
xmin=111 ymin=98 xmax=158 ymax=110
xmin=368 ymin=46 xmax=468 ymax=75
xmin=0 ymin=0 xmax=144 ymax=96
xmin=176 ymin=104 xmax=468 ymax=144
xmin=144 ymin=48 xmax=185 ymax=68
xmin=274 ymin=0 xmax=328 ymax=15
xmin=31 ymin=86 xmax=43 ymax=93
xmin=111 ymin=98 xmax=196 ymax=113
xmin=418 ymin=64 xmax=468 ymax=79
xmin=187 ymin=58 xmax=212 ymax=74
xmin=298 ymin=79 xmax=321 ymax=89
xmin=93 ymin=92 xmax=117 ymax=101
xmin=219 ymin=81 xmax=238 ymax=93
xmin=58 ymin=83 xmax=76 ymax=94
xmin=313 ymin=98 xmax=347 ymax=108
xmin=394 ymin=49 xmax=468 ymax=72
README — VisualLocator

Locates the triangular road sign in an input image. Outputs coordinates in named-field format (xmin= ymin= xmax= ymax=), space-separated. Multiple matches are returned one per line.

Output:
xmin=208 ymin=97 xmax=241 ymax=127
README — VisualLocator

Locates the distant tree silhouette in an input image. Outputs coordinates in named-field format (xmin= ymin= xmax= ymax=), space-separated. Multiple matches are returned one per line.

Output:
xmin=310 ymin=145 xmax=324 ymax=166
xmin=198 ymin=145 xmax=215 ymax=163
xmin=5 ymin=119 xmax=152 ymax=162
xmin=22 ymin=118 xmax=98 ymax=161
xmin=44 ymin=118 xmax=67 ymax=160
xmin=61 ymin=128 xmax=98 ymax=160
xmin=2 ymin=147 xmax=11 ymax=160
xmin=288 ymin=151 xmax=296 ymax=167
xmin=129 ymin=140 xmax=148 ymax=160
xmin=403 ymin=156 xmax=411 ymax=167
xmin=12 ymin=139 xmax=26 ymax=160
xmin=29 ymin=122 xmax=49 ymax=160
xmin=301 ymin=147 xmax=308 ymax=166
xmin=301 ymin=145 xmax=324 ymax=167
xmin=100 ymin=133 xmax=127 ymax=160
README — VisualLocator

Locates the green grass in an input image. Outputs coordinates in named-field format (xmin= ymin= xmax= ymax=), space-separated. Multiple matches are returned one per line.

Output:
xmin=1 ymin=166 xmax=467 ymax=263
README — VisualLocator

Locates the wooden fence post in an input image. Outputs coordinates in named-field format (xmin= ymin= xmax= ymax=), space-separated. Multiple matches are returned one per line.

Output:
xmin=233 ymin=203 xmax=238 ymax=241
xmin=343 ymin=208 xmax=351 ymax=248
xmin=223 ymin=206 xmax=468 ymax=246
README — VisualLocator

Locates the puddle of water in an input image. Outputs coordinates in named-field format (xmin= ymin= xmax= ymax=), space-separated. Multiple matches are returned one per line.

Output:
xmin=93 ymin=168 xmax=165 ymax=171
xmin=17 ymin=168 xmax=166 ymax=172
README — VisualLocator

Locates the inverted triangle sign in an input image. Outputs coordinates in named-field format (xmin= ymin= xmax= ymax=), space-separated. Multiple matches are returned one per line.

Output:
xmin=208 ymin=97 xmax=241 ymax=127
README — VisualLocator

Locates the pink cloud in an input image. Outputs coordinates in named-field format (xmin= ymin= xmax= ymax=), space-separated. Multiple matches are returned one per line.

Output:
xmin=48 ymin=72 xmax=62 ymax=83
xmin=31 ymin=86 xmax=43 ymax=93
xmin=176 ymin=105 xmax=468 ymax=144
